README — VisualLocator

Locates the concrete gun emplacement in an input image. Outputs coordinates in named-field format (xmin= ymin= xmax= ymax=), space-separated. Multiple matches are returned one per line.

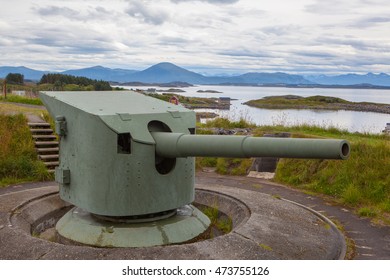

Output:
xmin=40 ymin=91 xmax=349 ymax=218
xmin=39 ymin=90 xmax=350 ymax=247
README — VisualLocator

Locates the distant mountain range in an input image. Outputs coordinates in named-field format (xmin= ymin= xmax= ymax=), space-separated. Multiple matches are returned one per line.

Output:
xmin=1 ymin=62 xmax=390 ymax=87
xmin=62 ymin=66 xmax=138 ymax=82
xmin=0 ymin=66 xmax=49 ymax=81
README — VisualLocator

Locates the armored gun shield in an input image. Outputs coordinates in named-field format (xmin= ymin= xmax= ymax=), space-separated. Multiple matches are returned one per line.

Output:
xmin=40 ymin=91 xmax=349 ymax=218
xmin=40 ymin=91 xmax=197 ymax=217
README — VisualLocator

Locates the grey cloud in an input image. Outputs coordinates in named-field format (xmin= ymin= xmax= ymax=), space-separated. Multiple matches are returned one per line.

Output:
xmin=25 ymin=25 xmax=116 ymax=55
xmin=59 ymin=44 xmax=114 ymax=55
xmin=304 ymin=0 xmax=356 ymax=14
xmin=219 ymin=49 xmax=274 ymax=58
xmin=125 ymin=1 xmax=170 ymax=25
xmin=315 ymin=36 xmax=389 ymax=52
xmin=33 ymin=5 xmax=113 ymax=21
xmin=291 ymin=50 xmax=339 ymax=59
xmin=261 ymin=25 xmax=300 ymax=36
xmin=350 ymin=16 xmax=390 ymax=28
xmin=158 ymin=36 xmax=193 ymax=46
xmin=34 ymin=6 xmax=80 ymax=18
xmin=171 ymin=0 xmax=239 ymax=4
xmin=305 ymin=0 xmax=386 ymax=15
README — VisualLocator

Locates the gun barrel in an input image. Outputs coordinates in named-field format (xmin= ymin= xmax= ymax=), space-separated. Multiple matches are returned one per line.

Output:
xmin=151 ymin=132 xmax=350 ymax=160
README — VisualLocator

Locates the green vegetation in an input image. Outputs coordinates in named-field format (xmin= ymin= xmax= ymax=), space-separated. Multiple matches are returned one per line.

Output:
xmin=0 ymin=102 xmax=45 ymax=116
xmin=215 ymin=158 xmax=253 ymax=175
xmin=0 ymin=73 xmax=113 ymax=97
xmin=244 ymin=95 xmax=390 ymax=114
xmin=0 ymin=114 xmax=52 ymax=187
xmin=199 ymin=116 xmax=256 ymax=129
xmin=273 ymin=129 xmax=389 ymax=221
xmin=145 ymin=92 xmax=228 ymax=109
xmin=0 ymin=94 xmax=43 ymax=105
xmin=246 ymin=95 xmax=349 ymax=108
xmin=39 ymin=73 xmax=112 ymax=91
xmin=258 ymin=243 xmax=273 ymax=251
xmin=6 ymin=73 xmax=24 ymax=85
xmin=197 ymin=117 xmax=390 ymax=224
xmin=201 ymin=203 xmax=233 ymax=234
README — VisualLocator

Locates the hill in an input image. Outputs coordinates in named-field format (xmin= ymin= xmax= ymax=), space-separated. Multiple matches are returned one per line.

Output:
xmin=233 ymin=72 xmax=312 ymax=85
xmin=126 ymin=62 xmax=210 ymax=84
xmin=0 ymin=66 xmax=49 ymax=81
xmin=305 ymin=72 xmax=390 ymax=87
xmin=62 ymin=66 xmax=138 ymax=83
xmin=1 ymin=63 xmax=390 ymax=87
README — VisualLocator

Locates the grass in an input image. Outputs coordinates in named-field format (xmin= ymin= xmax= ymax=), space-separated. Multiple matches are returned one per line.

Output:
xmin=201 ymin=203 xmax=233 ymax=234
xmin=197 ymin=118 xmax=390 ymax=224
xmin=357 ymin=207 xmax=377 ymax=217
xmin=0 ymin=114 xmax=52 ymax=187
xmin=258 ymin=243 xmax=273 ymax=251
xmin=215 ymin=158 xmax=253 ymax=175
xmin=271 ymin=127 xmax=390 ymax=224
xmin=200 ymin=117 xmax=256 ymax=129
xmin=0 ymin=102 xmax=45 ymax=116
xmin=0 ymin=94 xmax=43 ymax=105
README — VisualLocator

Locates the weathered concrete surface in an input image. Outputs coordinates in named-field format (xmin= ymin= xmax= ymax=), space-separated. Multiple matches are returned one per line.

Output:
xmin=196 ymin=172 xmax=390 ymax=259
xmin=0 ymin=181 xmax=345 ymax=260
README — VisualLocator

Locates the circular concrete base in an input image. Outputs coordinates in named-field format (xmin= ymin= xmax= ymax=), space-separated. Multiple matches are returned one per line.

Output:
xmin=0 ymin=183 xmax=346 ymax=259
xmin=56 ymin=206 xmax=210 ymax=248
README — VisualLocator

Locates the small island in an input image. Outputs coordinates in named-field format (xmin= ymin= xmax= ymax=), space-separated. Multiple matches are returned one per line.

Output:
xmin=197 ymin=89 xmax=223 ymax=93
xmin=244 ymin=95 xmax=390 ymax=114
xmin=143 ymin=92 xmax=230 ymax=110
xmin=156 ymin=88 xmax=186 ymax=93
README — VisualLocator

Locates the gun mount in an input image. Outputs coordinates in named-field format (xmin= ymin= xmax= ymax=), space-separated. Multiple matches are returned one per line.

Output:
xmin=39 ymin=91 xmax=349 ymax=247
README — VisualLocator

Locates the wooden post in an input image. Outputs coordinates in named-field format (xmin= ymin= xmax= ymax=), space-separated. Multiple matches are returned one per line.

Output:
xmin=3 ymin=80 xmax=6 ymax=99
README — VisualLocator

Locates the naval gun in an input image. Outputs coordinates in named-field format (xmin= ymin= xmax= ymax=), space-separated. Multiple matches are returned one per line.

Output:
xmin=39 ymin=91 xmax=349 ymax=247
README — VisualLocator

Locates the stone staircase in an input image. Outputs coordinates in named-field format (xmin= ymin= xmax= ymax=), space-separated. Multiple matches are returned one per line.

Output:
xmin=28 ymin=122 xmax=59 ymax=173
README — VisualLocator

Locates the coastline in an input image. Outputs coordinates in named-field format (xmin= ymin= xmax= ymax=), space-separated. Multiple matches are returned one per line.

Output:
xmin=244 ymin=96 xmax=390 ymax=115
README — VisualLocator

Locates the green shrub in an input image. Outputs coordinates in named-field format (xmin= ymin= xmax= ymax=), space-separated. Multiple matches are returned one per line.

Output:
xmin=0 ymin=114 xmax=52 ymax=186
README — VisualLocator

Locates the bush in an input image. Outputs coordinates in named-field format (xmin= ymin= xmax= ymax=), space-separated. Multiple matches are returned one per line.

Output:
xmin=0 ymin=114 xmax=52 ymax=186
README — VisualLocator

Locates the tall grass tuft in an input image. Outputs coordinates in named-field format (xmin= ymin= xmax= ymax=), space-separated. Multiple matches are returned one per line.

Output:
xmin=0 ymin=114 xmax=52 ymax=186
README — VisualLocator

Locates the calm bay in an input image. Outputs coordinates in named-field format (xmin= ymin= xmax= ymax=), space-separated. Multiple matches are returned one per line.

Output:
xmin=124 ymin=85 xmax=390 ymax=134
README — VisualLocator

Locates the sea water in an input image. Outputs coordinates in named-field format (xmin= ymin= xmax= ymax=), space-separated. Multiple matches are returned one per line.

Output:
xmin=122 ymin=85 xmax=390 ymax=134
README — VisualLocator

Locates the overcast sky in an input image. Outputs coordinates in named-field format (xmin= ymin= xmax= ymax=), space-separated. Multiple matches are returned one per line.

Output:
xmin=1 ymin=0 xmax=390 ymax=75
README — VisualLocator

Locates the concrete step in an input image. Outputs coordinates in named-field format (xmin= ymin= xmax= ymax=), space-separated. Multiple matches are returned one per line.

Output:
xmin=30 ymin=128 xmax=54 ymax=134
xmin=39 ymin=154 xmax=59 ymax=160
xmin=28 ymin=121 xmax=59 ymax=171
xmin=35 ymin=141 xmax=59 ymax=147
xmin=28 ymin=122 xmax=51 ymax=128
xmin=36 ymin=147 xmax=59 ymax=153
xmin=32 ymin=135 xmax=57 ymax=140
xmin=44 ymin=161 xmax=59 ymax=167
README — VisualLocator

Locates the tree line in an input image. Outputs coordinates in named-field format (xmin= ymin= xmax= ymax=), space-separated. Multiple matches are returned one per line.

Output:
xmin=5 ymin=73 xmax=24 ymax=85
xmin=39 ymin=73 xmax=112 ymax=91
